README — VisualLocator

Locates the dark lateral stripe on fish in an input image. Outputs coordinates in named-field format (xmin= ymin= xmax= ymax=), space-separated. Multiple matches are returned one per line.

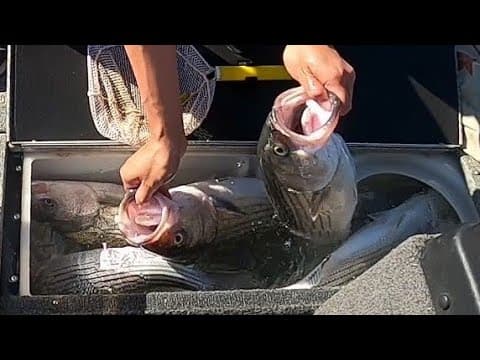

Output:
xmin=318 ymin=249 xmax=393 ymax=287
xmin=48 ymin=276 xmax=202 ymax=294
xmin=262 ymin=167 xmax=336 ymax=240
xmin=37 ymin=268 xmax=213 ymax=294
xmin=44 ymin=271 xmax=212 ymax=293
xmin=46 ymin=275 xmax=143 ymax=294
xmin=292 ymin=190 xmax=332 ymax=234
xmin=261 ymin=166 xmax=299 ymax=227
xmin=33 ymin=252 xmax=217 ymax=294
xmin=46 ymin=262 xmax=207 ymax=285
xmin=216 ymin=204 xmax=274 ymax=225
xmin=303 ymin=246 xmax=394 ymax=288
xmin=215 ymin=206 xmax=275 ymax=240
xmin=299 ymin=192 xmax=335 ymax=235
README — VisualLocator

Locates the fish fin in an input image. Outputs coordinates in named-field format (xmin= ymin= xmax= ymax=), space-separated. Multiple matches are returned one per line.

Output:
xmin=210 ymin=196 xmax=246 ymax=217
xmin=392 ymin=213 xmax=409 ymax=231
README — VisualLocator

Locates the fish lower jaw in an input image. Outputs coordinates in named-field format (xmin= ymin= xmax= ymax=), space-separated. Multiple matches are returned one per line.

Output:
xmin=122 ymin=207 xmax=174 ymax=246
xmin=275 ymin=129 xmax=332 ymax=150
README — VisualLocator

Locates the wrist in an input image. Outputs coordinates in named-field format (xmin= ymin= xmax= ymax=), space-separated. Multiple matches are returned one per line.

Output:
xmin=148 ymin=126 xmax=187 ymax=152
xmin=149 ymin=127 xmax=186 ymax=147
xmin=145 ymin=104 xmax=185 ymax=141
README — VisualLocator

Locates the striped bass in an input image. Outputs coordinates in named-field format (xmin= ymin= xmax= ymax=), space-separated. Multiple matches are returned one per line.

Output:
xmin=257 ymin=86 xmax=358 ymax=248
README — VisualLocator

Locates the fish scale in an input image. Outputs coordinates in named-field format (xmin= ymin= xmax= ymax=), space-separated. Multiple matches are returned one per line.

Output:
xmin=257 ymin=87 xmax=357 ymax=252
xmin=261 ymin=156 xmax=340 ymax=242
xmin=283 ymin=190 xmax=456 ymax=290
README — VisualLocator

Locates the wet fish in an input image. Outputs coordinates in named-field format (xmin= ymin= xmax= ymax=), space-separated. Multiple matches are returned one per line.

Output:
xmin=257 ymin=87 xmax=358 ymax=248
xmin=31 ymin=178 xmax=276 ymax=284
xmin=31 ymin=181 xmax=128 ymax=248
xmin=30 ymin=179 xmax=274 ymax=292
xmin=31 ymin=245 xmax=273 ymax=295
xmin=29 ymin=220 xmax=83 ymax=272
xmin=31 ymin=246 xmax=219 ymax=294
xmin=283 ymin=190 xmax=457 ymax=289
xmin=118 ymin=177 xmax=276 ymax=259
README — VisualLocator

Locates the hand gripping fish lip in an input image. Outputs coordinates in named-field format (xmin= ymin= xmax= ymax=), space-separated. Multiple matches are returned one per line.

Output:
xmin=270 ymin=86 xmax=341 ymax=148
xmin=117 ymin=189 xmax=180 ymax=247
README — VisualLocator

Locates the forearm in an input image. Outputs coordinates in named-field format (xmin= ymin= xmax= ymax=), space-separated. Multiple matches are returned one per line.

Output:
xmin=124 ymin=45 xmax=184 ymax=141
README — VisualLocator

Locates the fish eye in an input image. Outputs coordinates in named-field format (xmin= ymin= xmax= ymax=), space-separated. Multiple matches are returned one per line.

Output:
xmin=42 ymin=198 xmax=55 ymax=208
xmin=273 ymin=143 xmax=289 ymax=157
xmin=174 ymin=232 xmax=185 ymax=246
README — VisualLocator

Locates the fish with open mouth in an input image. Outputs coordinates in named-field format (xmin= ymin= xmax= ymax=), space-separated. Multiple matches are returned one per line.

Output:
xmin=257 ymin=87 xmax=358 ymax=250
xmin=30 ymin=178 xmax=280 ymax=288
xmin=117 ymin=177 xmax=276 ymax=260
xmin=31 ymin=178 xmax=276 ymax=260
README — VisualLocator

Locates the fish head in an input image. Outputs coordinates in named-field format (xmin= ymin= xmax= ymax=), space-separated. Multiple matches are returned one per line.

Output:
xmin=118 ymin=190 xmax=181 ymax=249
xmin=118 ymin=186 xmax=216 ymax=259
xmin=259 ymin=87 xmax=341 ymax=190
xmin=142 ymin=223 xmax=194 ymax=259
xmin=31 ymin=181 xmax=100 ymax=232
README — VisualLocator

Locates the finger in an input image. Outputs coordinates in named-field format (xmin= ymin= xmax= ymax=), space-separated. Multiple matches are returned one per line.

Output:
xmin=324 ymin=81 xmax=348 ymax=115
xmin=301 ymin=68 xmax=329 ymax=101
xmin=337 ymin=78 xmax=354 ymax=116
xmin=338 ymin=61 xmax=356 ymax=116
xmin=120 ymin=164 xmax=141 ymax=191
xmin=339 ymin=82 xmax=353 ymax=116
xmin=135 ymin=179 xmax=160 ymax=205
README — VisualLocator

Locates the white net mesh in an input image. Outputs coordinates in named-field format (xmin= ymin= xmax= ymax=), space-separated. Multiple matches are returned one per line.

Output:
xmin=87 ymin=45 xmax=216 ymax=146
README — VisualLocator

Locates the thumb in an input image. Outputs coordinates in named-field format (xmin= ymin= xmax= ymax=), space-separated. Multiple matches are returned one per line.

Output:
xmin=123 ymin=178 xmax=141 ymax=192
xmin=304 ymin=76 xmax=328 ymax=101
xmin=135 ymin=179 xmax=159 ymax=205
xmin=301 ymin=70 xmax=329 ymax=101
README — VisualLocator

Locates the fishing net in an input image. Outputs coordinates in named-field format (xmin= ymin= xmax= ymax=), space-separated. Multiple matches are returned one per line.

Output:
xmin=87 ymin=45 xmax=216 ymax=146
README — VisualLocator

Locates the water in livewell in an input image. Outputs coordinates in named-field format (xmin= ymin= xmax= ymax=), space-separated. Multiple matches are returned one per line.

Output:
xmin=28 ymin=172 xmax=433 ymax=291
xmin=196 ymin=174 xmax=435 ymax=289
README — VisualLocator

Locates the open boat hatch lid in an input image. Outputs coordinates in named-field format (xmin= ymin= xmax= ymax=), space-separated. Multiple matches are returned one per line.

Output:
xmin=6 ymin=45 xmax=479 ymax=159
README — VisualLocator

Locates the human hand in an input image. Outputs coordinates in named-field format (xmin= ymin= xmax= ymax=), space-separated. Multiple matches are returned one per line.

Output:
xmin=283 ymin=45 xmax=356 ymax=115
xmin=120 ymin=135 xmax=187 ymax=205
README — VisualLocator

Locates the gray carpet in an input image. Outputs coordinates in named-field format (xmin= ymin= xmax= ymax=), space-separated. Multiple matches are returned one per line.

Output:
xmin=314 ymin=234 xmax=438 ymax=315
xmin=145 ymin=288 xmax=337 ymax=315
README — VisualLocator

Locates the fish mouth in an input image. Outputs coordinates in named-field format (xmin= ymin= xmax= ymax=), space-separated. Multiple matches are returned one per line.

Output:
xmin=271 ymin=87 xmax=341 ymax=149
xmin=117 ymin=190 xmax=180 ymax=247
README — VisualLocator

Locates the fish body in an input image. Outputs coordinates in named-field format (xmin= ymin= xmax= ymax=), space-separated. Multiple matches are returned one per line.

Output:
xmin=118 ymin=177 xmax=276 ymax=259
xmin=30 ymin=178 xmax=279 ymax=291
xmin=32 ymin=178 xmax=276 ymax=257
xmin=31 ymin=181 xmax=127 ymax=248
xmin=284 ymin=190 xmax=455 ymax=289
xmin=31 ymin=246 xmax=219 ymax=294
xmin=257 ymin=87 xmax=358 ymax=247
